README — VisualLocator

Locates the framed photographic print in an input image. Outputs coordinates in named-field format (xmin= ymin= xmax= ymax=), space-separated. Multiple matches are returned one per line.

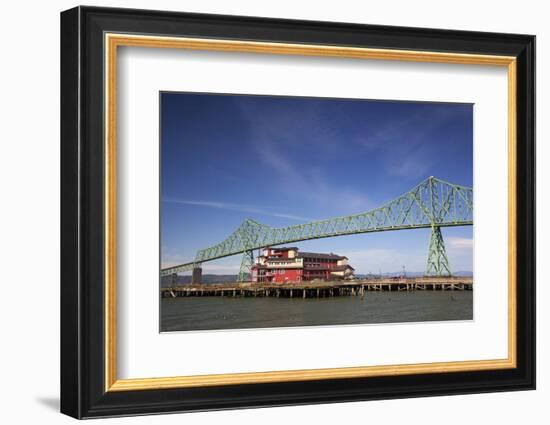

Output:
xmin=60 ymin=6 xmax=535 ymax=419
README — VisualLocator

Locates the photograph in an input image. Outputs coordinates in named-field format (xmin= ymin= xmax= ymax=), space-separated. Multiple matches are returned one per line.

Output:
xmin=159 ymin=92 xmax=474 ymax=332
xmin=57 ymin=4 xmax=536 ymax=419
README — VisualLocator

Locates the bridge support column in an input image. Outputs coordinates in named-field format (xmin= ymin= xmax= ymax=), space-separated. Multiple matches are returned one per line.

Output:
xmin=237 ymin=250 xmax=254 ymax=282
xmin=425 ymin=225 xmax=452 ymax=276
xmin=192 ymin=266 xmax=202 ymax=284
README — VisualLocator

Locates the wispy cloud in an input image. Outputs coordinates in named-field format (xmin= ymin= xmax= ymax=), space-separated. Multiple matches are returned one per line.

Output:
xmin=341 ymin=244 xmax=471 ymax=274
xmin=444 ymin=236 xmax=474 ymax=272
xmin=340 ymin=248 xmax=427 ymax=273
xmin=235 ymin=100 xmax=372 ymax=214
xmin=360 ymin=106 xmax=466 ymax=179
xmin=446 ymin=237 xmax=473 ymax=249
xmin=164 ymin=198 xmax=315 ymax=222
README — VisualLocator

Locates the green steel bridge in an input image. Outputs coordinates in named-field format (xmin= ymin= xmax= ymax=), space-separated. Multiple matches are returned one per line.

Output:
xmin=161 ymin=176 xmax=473 ymax=281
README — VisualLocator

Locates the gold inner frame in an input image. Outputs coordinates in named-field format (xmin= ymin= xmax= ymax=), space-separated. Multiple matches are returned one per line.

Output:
xmin=104 ymin=33 xmax=517 ymax=392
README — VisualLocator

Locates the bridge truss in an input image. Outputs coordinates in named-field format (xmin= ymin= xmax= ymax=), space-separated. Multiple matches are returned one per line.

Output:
xmin=162 ymin=176 xmax=473 ymax=280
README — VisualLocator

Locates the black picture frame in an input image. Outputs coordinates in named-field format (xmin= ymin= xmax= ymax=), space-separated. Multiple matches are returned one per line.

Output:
xmin=61 ymin=5 xmax=535 ymax=419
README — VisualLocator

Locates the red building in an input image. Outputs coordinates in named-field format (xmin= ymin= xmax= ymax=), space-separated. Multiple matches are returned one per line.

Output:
xmin=251 ymin=247 xmax=355 ymax=284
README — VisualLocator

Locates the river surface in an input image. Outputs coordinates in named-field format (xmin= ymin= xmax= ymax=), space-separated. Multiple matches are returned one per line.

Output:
xmin=160 ymin=290 xmax=473 ymax=332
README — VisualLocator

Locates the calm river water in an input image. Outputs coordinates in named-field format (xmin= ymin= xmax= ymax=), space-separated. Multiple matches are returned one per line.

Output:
xmin=160 ymin=291 xmax=473 ymax=332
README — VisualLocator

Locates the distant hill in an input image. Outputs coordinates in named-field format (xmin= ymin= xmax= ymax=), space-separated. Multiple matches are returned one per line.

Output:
xmin=161 ymin=274 xmax=238 ymax=287
xmin=451 ymin=271 xmax=474 ymax=277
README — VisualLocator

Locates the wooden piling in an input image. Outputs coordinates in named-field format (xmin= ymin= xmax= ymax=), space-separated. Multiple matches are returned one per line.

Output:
xmin=160 ymin=276 xmax=472 ymax=299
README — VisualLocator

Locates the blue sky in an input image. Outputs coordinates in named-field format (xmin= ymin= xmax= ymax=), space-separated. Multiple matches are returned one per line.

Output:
xmin=161 ymin=92 xmax=473 ymax=274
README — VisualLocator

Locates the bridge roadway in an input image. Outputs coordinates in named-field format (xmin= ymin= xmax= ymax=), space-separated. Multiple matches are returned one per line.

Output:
xmin=161 ymin=276 xmax=473 ymax=299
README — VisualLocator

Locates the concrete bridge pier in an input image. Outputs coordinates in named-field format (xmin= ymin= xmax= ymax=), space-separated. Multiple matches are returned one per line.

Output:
xmin=192 ymin=266 xmax=202 ymax=284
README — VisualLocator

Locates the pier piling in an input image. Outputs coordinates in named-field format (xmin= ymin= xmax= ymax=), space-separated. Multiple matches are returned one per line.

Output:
xmin=161 ymin=277 xmax=472 ymax=299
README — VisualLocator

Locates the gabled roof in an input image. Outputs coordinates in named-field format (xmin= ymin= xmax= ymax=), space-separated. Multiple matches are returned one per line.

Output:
xmin=297 ymin=251 xmax=347 ymax=260
xmin=304 ymin=265 xmax=354 ymax=271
